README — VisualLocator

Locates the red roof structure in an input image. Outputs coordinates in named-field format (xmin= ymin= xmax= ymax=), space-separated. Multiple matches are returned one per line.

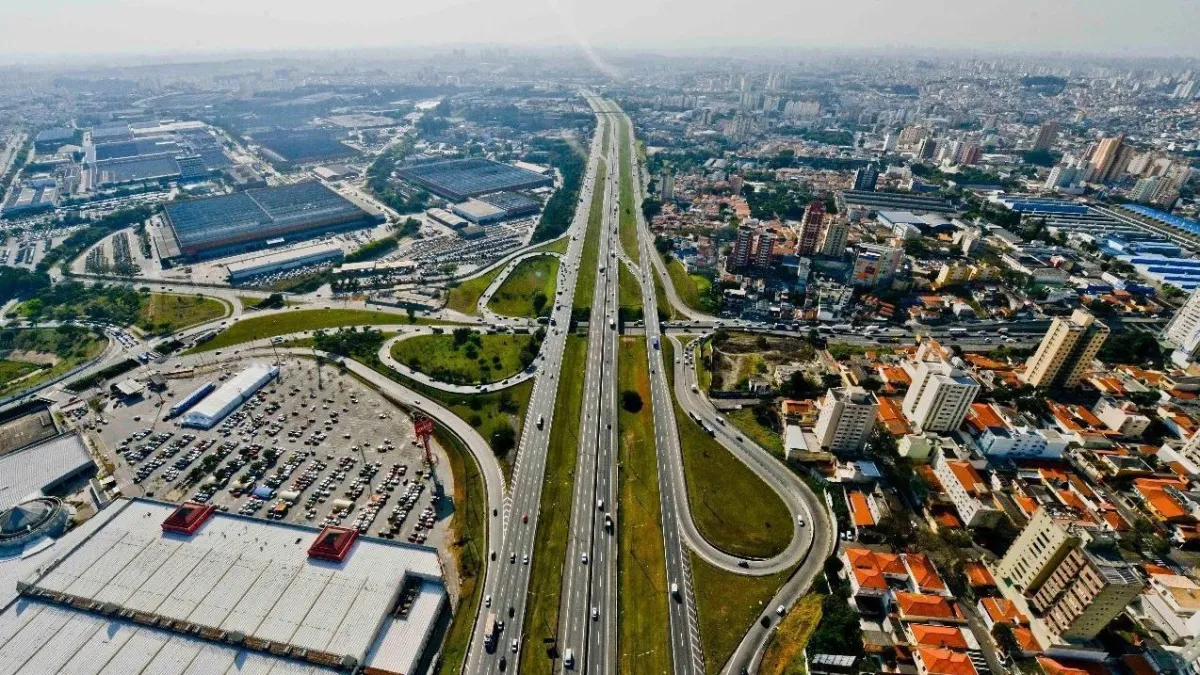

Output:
xmin=308 ymin=526 xmax=359 ymax=562
xmin=161 ymin=502 xmax=216 ymax=536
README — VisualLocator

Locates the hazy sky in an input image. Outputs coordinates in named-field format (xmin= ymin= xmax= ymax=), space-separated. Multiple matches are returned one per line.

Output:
xmin=4 ymin=0 xmax=1199 ymax=61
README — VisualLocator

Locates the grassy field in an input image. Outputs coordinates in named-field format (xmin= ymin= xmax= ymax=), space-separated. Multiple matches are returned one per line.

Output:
xmin=666 ymin=257 xmax=715 ymax=314
xmin=534 ymin=236 xmax=570 ymax=255
xmin=434 ymin=425 xmax=489 ymax=675
xmin=694 ymin=340 xmax=712 ymax=392
xmin=727 ymin=408 xmax=785 ymax=457
xmin=691 ymin=554 xmax=794 ymax=675
xmin=488 ymin=255 xmax=560 ymax=318
xmin=617 ymin=120 xmax=640 ymax=265
xmin=619 ymin=262 xmax=643 ymax=312
xmin=188 ymin=309 xmax=435 ymax=352
xmin=0 ymin=327 xmax=107 ymax=399
xmin=573 ymin=159 xmax=606 ymax=312
xmin=652 ymin=268 xmax=676 ymax=321
xmin=391 ymin=333 xmax=537 ymax=385
xmin=760 ymin=594 xmax=824 ymax=675
xmin=662 ymin=338 xmax=791 ymax=559
xmin=138 ymin=293 xmax=228 ymax=334
xmin=520 ymin=336 xmax=587 ymax=673
xmin=617 ymin=338 xmax=672 ymax=674
xmin=446 ymin=265 xmax=505 ymax=316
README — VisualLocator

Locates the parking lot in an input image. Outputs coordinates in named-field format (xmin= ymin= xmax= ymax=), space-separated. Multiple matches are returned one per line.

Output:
xmin=85 ymin=355 xmax=455 ymax=550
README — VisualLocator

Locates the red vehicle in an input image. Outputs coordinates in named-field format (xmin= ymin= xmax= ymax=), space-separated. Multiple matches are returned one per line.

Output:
xmin=522 ymin=513 xmax=528 ymax=523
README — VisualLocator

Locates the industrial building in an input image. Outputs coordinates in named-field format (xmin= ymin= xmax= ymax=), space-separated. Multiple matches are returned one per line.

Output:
xmin=0 ymin=432 xmax=96 ymax=513
xmin=396 ymin=158 xmax=553 ymax=201
xmin=0 ymin=498 xmax=448 ymax=675
xmin=161 ymin=181 xmax=379 ymax=259
xmin=451 ymin=199 xmax=507 ymax=225
xmin=426 ymin=207 xmax=468 ymax=229
xmin=168 ymin=381 xmax=215 ymax=418
xmin=225 ymin=242 xmax=345 ymax=282
xmin=182 ymin=364 xmax=279 ymax=429
xmin=838 ymin=189 xmax=955 ymax=214
xmin=479 ymin=191 xmax=542 ymax=219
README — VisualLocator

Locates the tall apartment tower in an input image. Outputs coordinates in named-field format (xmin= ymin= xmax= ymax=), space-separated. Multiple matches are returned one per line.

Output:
xmin=814 ymin=387 xmax=879 ymax=453
xmin=916 ymin=138 xmax=938 ymax=160
xmin=997 ymin=507 xmax=1083 ymax=592
xmin=1165 ymin=287 xmax=1200 ymax=366
xmin=1021 ymin=309 xmax=1109 ymax=388
xmin=729 ymin=225 xmax=755 ymax=270
xmin=1089 ymin=134 xmax=1125 ymax=183
xmin=660 ymin=169 xmax=675 ymax=201
xmin=902 ymin=360 xmax=980 ymax=433
xmin=796 ymin=201 xmax=825 ymax=256
xmin=752 ymin=231 xmax=775 ymax=267
xmin=852 ymin=164 xmax=879 ymax=191
xmin=1033 ymin=121 xmax=1059 ymax=151
xmin=818 ymin=219 xmax=850 ymax=257
xmin=1028 ymin=546 xmax=1143 ymax=641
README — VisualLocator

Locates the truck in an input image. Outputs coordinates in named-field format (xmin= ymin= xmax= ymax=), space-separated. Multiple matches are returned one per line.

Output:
xmin=609 ymin=318 xmax=616 ymax=330
xmin=484 ymin=612 xmax=498 ymax=651
xmin=652 ymin=337 xmax=659 ymax=349
xmin=670 ymin=582 xmax=680 ymax=600
xmin=948 ymin=327 xmax=968 ymax=337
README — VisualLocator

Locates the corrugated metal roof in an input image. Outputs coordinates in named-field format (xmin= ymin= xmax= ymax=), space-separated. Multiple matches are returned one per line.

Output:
xmin=0 ymin=432 xmax=94 ymax=511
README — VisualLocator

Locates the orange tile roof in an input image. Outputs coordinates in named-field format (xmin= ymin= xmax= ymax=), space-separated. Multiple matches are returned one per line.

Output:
xmin=845 ymin=546 xmax=907 ymax=591
xmin=1057 ymin=489 xmax=1089 ymax=513
xmin=932 ymin=507 xmax=963 ymax=529
xmin=1134 ymin=478 xmax=1192 ymax=522
xmin=910 ymin=624 xmax=968 ymax=650
xmin=1037 ymin=658 xmax=1094 ymax=675
xmin=1013 ymin=492 xmax=1039 ymax=517
xmin=1101 ymin=510 xmax=1129 ymax=531
xmin=849 ymin=491 xmax=876 ymax=528
xmin=979 ymin=597 xmax=1027 ymax=625
xmin=1088 ymin=376 xmax=1126 ymax=396
xmin=964 ymin=353 xmax=1008 ymax=371
xmin=966 ymin=403 xmax=1006 ymax=433
xmin=918 ymin=465 xmax=944 ymax=493
xmin=880 ymin=366 xmax=912 ymax=386
xmin=905 ymin=553 xmax=947 ymax=593
xmin=896 ymin=592 xmax=961 ymax=621
xmin=878 ymin=396 xmax=913 ymax=436
xmin=947 ymin=461 xmax=988 ymax=496
xmin=916 ymin=647 xmax=977 ymax=675
xmin=963 ymin=561 xmax=996 ymax=588
xmin=1012 ymin=626 xmax=1042 ymax=654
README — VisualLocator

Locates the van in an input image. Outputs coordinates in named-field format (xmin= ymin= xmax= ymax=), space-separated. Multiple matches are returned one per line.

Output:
xmin=670 ymin=582 xmax=680 ymax=599
xmin=564 ymin=649 xmax=575 ymax=669
xmin=597 ymin=499 xmax=604 ymax=510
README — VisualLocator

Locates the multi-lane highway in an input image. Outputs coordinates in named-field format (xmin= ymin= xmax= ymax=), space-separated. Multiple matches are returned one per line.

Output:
xmin=558 ymin=112 xmax=620 ymax=675
xmin=465 ymin=102 xmax=611 ymax=675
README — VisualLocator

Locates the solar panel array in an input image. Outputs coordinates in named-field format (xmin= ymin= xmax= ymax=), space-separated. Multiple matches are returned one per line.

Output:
xmin=164 ymin=181 xmax=371 ymax=255
xmin=396 ymin=158 xmax=553 ymax=201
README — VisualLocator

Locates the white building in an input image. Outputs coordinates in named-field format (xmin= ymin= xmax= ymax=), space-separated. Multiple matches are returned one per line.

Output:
xmin=1092 ymin=397 xmax=1151 ymax=438
xmin=931 ymin=449 xmax=1005 ymax=528
xmin=182 ymin=363 xmax=279 ymax=429
xmin=814 ymin=387 xmax=879 ymax=453
xmin=1166 ymin=288 xmax=1200 ymax=367
xmin=903 ymin=359 xmax=980 ymax=433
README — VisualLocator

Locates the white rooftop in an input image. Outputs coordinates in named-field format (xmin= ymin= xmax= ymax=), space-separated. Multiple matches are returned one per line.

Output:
xmin=5 ymin=498 xmax=445 ymax=674
xmin=0 ymin=432 xmax=94 ymax=512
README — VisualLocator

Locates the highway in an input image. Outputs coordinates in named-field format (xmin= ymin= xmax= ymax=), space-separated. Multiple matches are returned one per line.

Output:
xmin=558 ymin=113 xmax=620 ymax=675
xmin=465 ymin=102 xmax=610 ymax=675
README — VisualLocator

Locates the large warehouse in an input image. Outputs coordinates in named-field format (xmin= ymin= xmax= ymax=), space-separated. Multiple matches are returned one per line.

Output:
xmin=0 ymin=498 xmax=448 ymax=675
xmin=396 ymin=158 xmax=553 ymax=201
xmin=182 ymin=363 xmax=278 ymax=429
xmin=161 ymin=181 xmax=379 ymax=259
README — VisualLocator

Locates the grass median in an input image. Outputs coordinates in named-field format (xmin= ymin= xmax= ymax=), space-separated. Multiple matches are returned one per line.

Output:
xmin=446 ymin=266 xmax=505 ymax=316
xmin=617 ymin=120 xmax=639 ymax=265
xmin=617 ymin=337 xmax=672 ymax=674
xmin=520 ymin=335 xmax=587 ymax=674
xmin=662 ymin=340 xmax=792 ymax=560
xmin=391 ymin=333 xmax=540 ymax=385
xmin=187 ymin=308 xmax=442 ymax=352
xmin=690 ymin=553 xmax=795 ymax=675
xmin=434 ymin=425 xmax=489 ymax=675
xmin=619 ymin=262 xmax=643 ymax=313
xmin=140 ymin=293 xmax=229 ymax=333
xmin=488 ymin=255 xmax=559 ymax=318
xmin=573 ymin=159 xmax=606 ymax=312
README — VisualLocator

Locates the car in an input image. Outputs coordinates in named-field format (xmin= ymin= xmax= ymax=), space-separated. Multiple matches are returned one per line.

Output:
xmin=776 ymin=604 xmax=786 ymax=616
xmin=581 ymin=553 xmax=588 ymax=564
xmin=522 ymin=554 xmax=529 ymax=565
xmin=591 ymin=607 xmax=599 ymax=620
xmin=522 ymin=513 xmax=528 ymax=523
xmin=485 ymin=595 xmax=492 ymax=607
xmin=510 ymin=553 xmax=516 ymax=563
xmin=511 ymin=638 xmax=519 ymax=653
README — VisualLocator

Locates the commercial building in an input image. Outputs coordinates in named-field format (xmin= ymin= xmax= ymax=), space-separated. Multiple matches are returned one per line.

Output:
xmin=0 ymin=432 xmax=95 ymax=512
xmin=396 ymin=158 xmax=553 ymax=201
xmin=1165 ymin=288 xmax=1200 ymax=367
xmin=162 ymin=181 xmax=378 ymax=259
xmin=965 ymin=403 xmax=1070 ymax=459
xmin=814 ymin=387 xmax=879 ymax=453
xmin=451 ymin=198 xmax=507 ymax=225
xmin=0 ymin=498 xmax=447 ymax=675
xmin=34 ymin=127 xmax=77 ymax=152
xmin=839 ymin=190 xmax=955 ymax=214
xmin=903 ymin=360 xmax=980 ymax=433
xmin=225 ymin=242 xmax=345 ymax=282
xmin=930 ymin=450 xmax=1004 ymax=528
xmin=182 ymin=364 xmax=279 ymax=429
xmin=1021 ymin=309 xmax=1109 ymax=388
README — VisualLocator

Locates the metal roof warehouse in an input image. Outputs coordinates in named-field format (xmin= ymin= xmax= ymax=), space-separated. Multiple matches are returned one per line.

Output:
xmin=0 ymin=432 xmax=95 ymax=512
xmin=0 ymin=498 xmax=447 ymax=675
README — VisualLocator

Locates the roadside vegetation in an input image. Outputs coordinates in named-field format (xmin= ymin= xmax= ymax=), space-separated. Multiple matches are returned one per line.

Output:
xmin=760 ymin=594 xmax=824 ymax=675
xmin=519 ymin=336 xmax=587 ymax=673
xmin=488 ymin=256 xmax=559 ymax=318
xmin=187 ymin=308 xmax=433 ymax=352
xmin=446 ymin=265 xmax=505 ymax=316
xmin=617 ymin=120 xmax=640 ymax=265
xmin=573 ymin=159 xmax=607 ymax=315
xmin=618 ymin=262 xmax=643 ymax=315
xmin=391 ymin=329 xmax=543 ymax=385
xmin=665 ymin=257 xmax=716 ymax=314
xmin=617 ymin=337 xmax=672 ymax=674
xmin=662 ymin=339 xmax=792 ymax=559
xmin=19 ymin=282 xmax=229 ymax=335
xmin=690 ymin=554 xmax=794 ymax=675
xmin=0 ymin=326 xmax=106 ymax=398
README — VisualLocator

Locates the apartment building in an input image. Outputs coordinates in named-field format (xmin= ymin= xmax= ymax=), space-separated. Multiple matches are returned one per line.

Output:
xmin=903 ymin=360 xmax=980 ymax=433
xmin=814 ymin=387 xmax=879 ymax=453
xmin=1022 ymin=309 xmax=1110 ymax=388
xmin=996 ymin=507 xmax=1084 ymax=593
xmin=1027 ymin=547 xmax=1143 ymax=641
xmin=931 ymin=449 xmax=1004 ymax=528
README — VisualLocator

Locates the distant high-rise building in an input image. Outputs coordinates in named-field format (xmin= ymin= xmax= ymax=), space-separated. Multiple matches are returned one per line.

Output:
xmin=814 ymin=387 xmax=879 ymax=453
xmin=1088 ymin=134 xmax=1125 ymax=183
xmin=818 ymin=219 xmax=850 ymax=257
xmin=1021 ymin=309 xmax=1110 ymax=388
xmin=1174 ymin=80 xmax=1197 ymax=99
xmin=852 ymin=164 xmax=879 ymax=192
xmin=959 ymin=144 xmax=983 ymax=165
xmin=752 ymin=231 xmax=775 ymax=267
xmin=730 ymin=225 xmax=755 ymax=270
xmin=903 ymin=360 xmax=980 ymax=433
xmin=916 ymin=138 xmax=938 ymax=160
xmin=1044 ymin=165 xmax=1079 ymax=190
xmin=882 ymin=133 xmax=898 ymax=152
xmin=1165 ymin=288 xmax=1200 ymax=367
xmin=1151 ymin=164 xmax=1191 ymax=207
xmin=660 ymin=169 xmax=675 ymax=201
xmin=1033 ymin=121 xmax=1059 ymax=151
xmin=796 ymin=201 xmax=825 ymax=256
xmin=1130 ymin=176 xmax=1160 ymax=203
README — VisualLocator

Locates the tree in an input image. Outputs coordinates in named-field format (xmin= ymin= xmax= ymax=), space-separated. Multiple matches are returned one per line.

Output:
xmin=532 ymin=292 xmax=548 ymax=316
xmin=992 ymin=622 xmax=1023 ymax=657
xmin=621 ymin=390 xmax=643 ymax=413
xmin=491 ymin=423 xmax=516 ymax=456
